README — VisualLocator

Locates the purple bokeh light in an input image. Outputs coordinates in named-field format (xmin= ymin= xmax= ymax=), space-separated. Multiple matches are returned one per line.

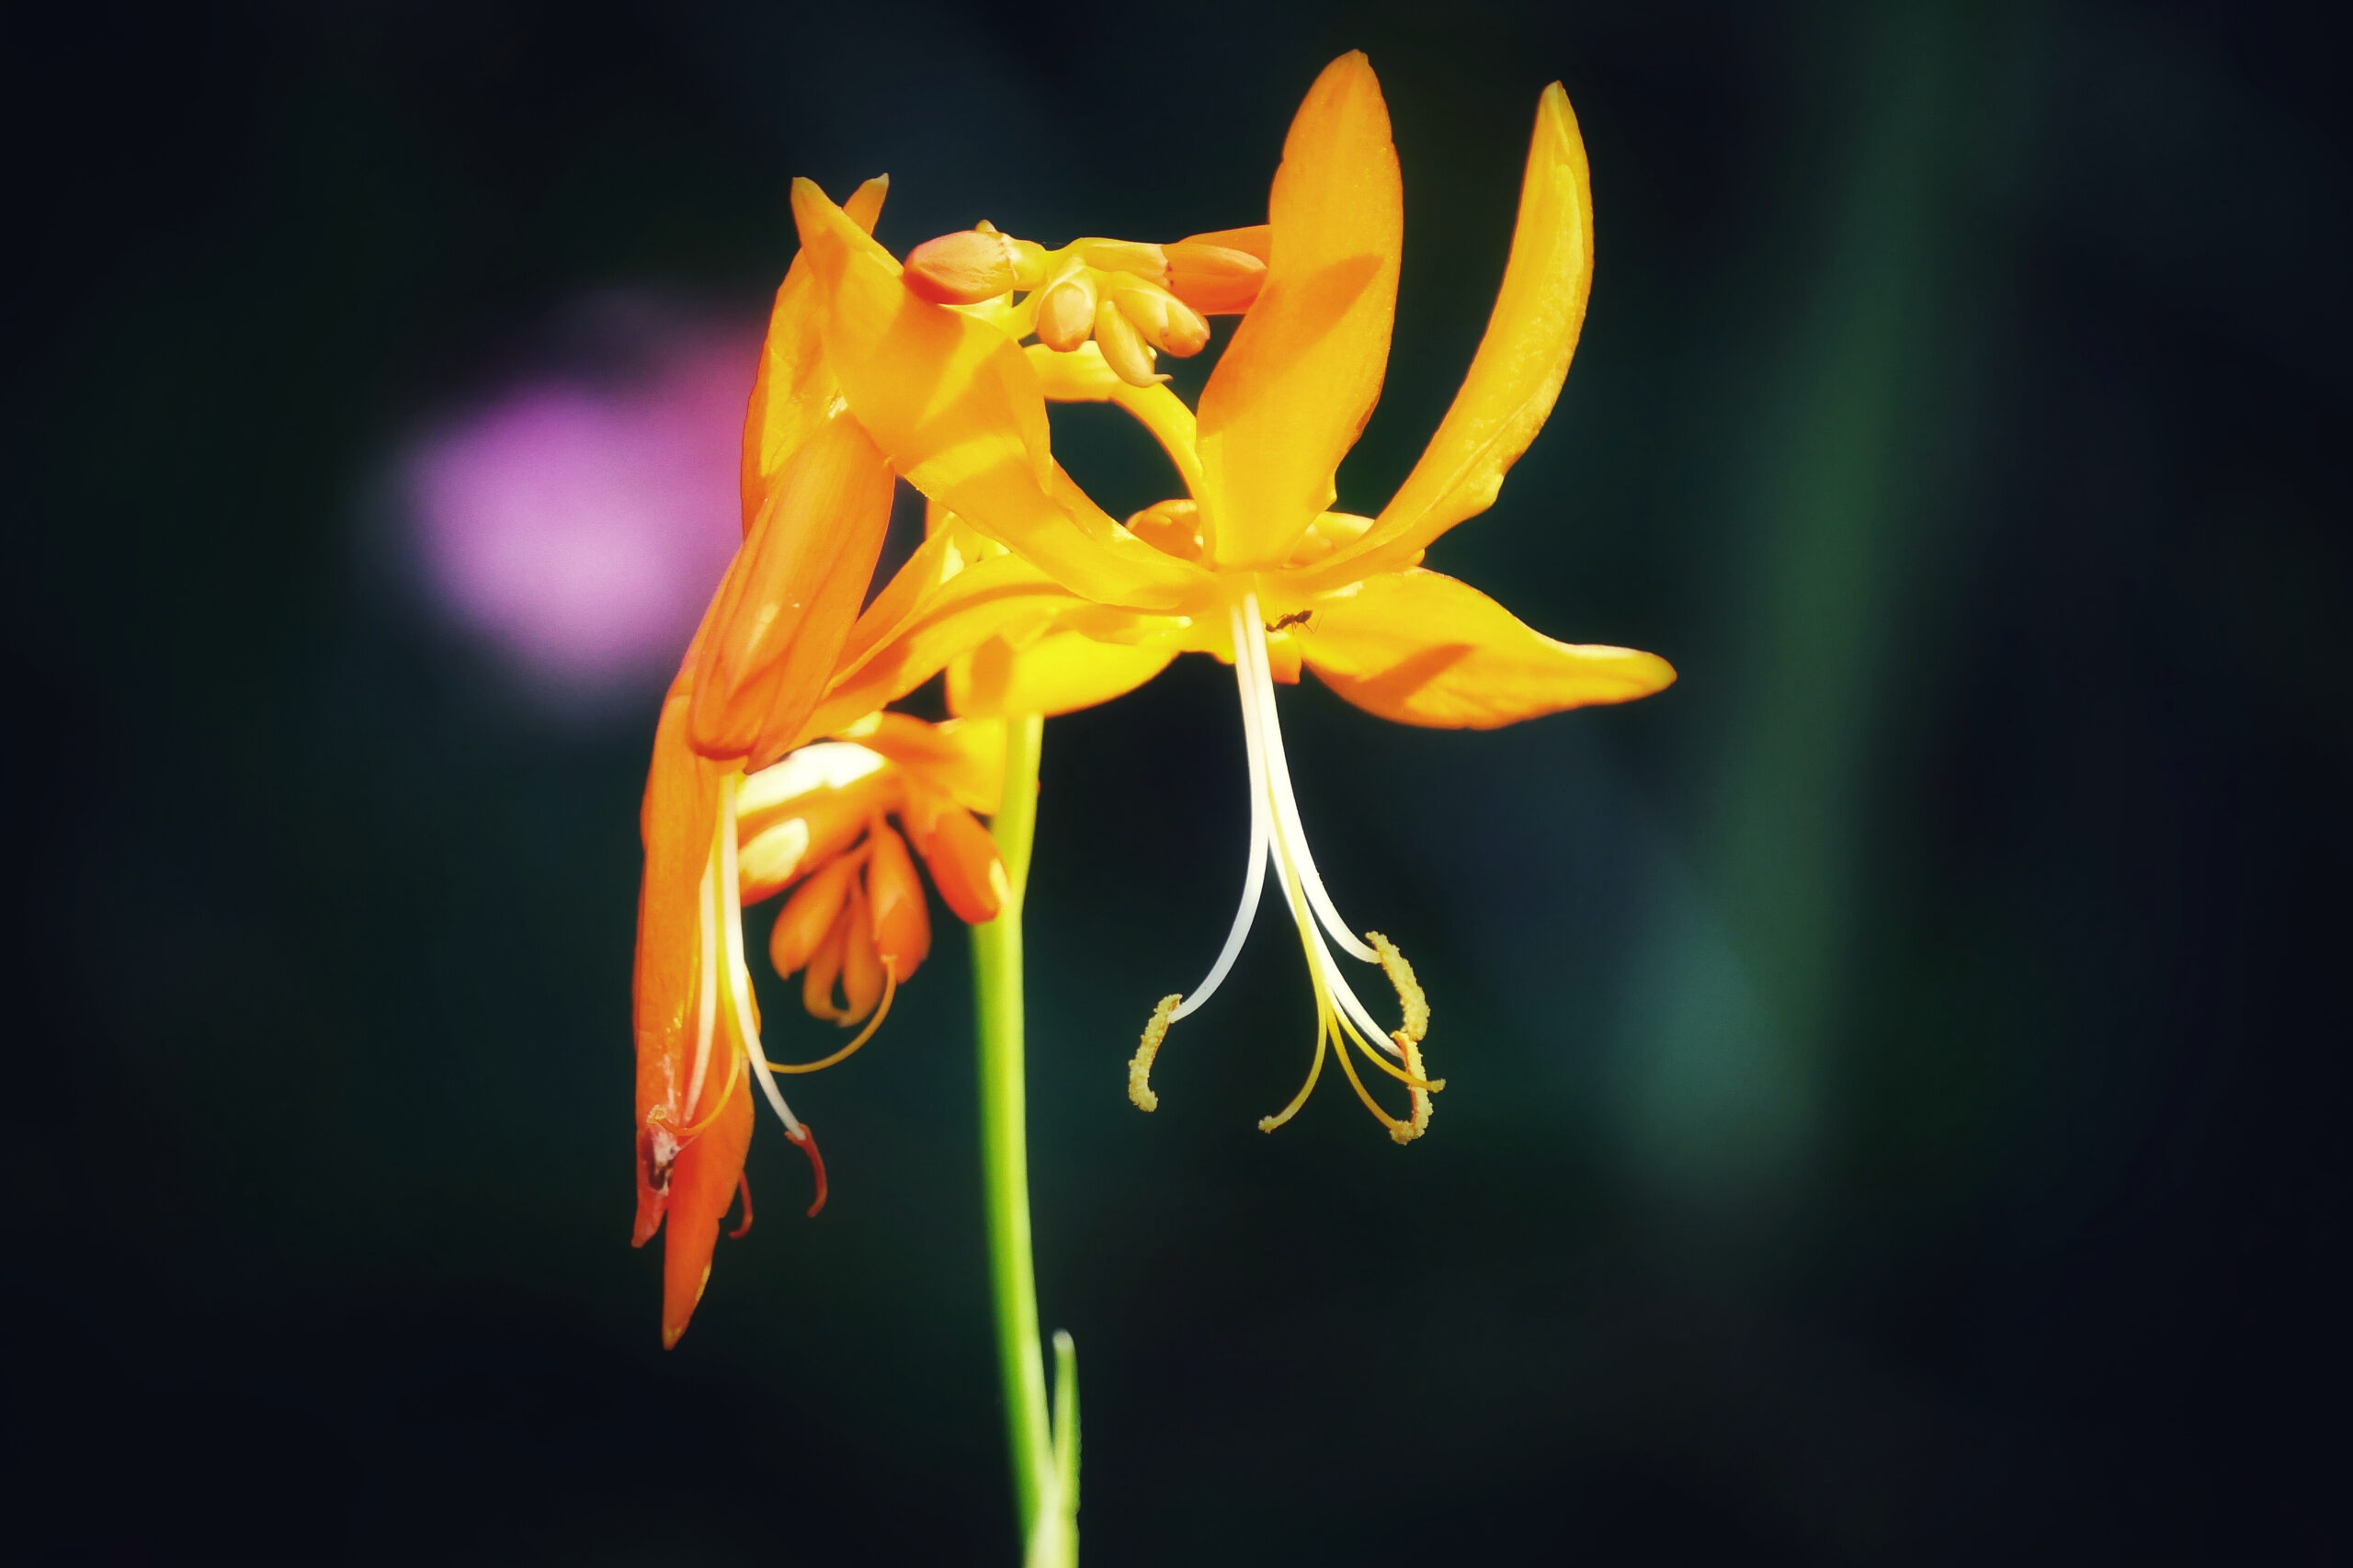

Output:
xmin=404 ymin=302 xmax=757 ymax=708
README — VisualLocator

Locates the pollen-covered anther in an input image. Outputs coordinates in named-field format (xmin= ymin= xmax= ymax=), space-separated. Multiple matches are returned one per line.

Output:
xmin=904 ymin=225 xmax=1050 ymax=304
xmin=1128 ymin=994 xmax=1182 ymax=1112
xmin=1366 ymin=931 xmax=1430 ymax=1046
xmin=1394 ymin=1039 xmax=1437 ymax=1144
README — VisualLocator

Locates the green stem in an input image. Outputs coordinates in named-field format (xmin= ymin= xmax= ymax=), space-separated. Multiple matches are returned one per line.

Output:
xmin=975 ymin=713 xmax=1051 ymax=1536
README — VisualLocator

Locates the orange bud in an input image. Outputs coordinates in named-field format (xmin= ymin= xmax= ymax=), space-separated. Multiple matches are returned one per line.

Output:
xmin=904 ymin=228 xmax=1047 ymax=303
xmin=838 ymin=881 xmax=887 ymax=1023
xmin=1165 ymin=238 xmax=1267 ymax=314
xmin=771 ymin=852 xmax=861 ymax=978
xmin=1178 ymin=224 xmax=1270 ymax=260
xmin=1034 ymin=271 xmax=1097 ymax=353
xmin=1124 ymin=497 xmax=1204 ymax=562
xmin=919 ymin=804 xmax=1007 ymax=926
xmin=904 ymin=229 xmax=1018 ymax=303
xmin=865 ymin=822 xmax=932 ymax=978
xmin=801 ymin=906 xmax=851 ymax=1022
xmin=1093 ymin=295 xmax=1162 ymax=387
xmin=689 ymin=414 xmax=894 ymax=769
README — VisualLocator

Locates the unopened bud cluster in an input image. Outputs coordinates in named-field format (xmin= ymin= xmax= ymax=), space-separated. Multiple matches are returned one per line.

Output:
xmin=904 ymin=222 xmax=1270 ymax=388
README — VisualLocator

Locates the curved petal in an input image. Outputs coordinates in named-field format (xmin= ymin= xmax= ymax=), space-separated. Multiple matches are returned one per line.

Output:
xmin=794 ymin=545 xmax=1103 ymax=744
xmin=836 ymin=710 xmax=1007 ymax=814
xmin=1293 ymin=569 xmax=1674 ymax=729
xmin=949 ymin=630 xmax=1177 ymax=719
xmin=1195 ymin=51 xmax=1402 ymax=569
xmin=740 ymin=176 xmax=888 ymax=532
xmin=633 ymin=688 xmax=722 ymax=1248
xmin=659 ymin=1061 xmax=752 ymax=1349
xmin=689 ymin=409 xmax=895 ymax=770
xmin=790 ymin=180 xmax=1205 ymax=611
xmin=1303 ymin=82 xmax=1595 ymax=590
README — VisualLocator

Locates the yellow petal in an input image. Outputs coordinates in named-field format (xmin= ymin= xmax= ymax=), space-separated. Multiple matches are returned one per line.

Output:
xmin=795 ymin=544 xmax=1097 ymax=744
xmin=740 ymin=176 xmax=887 ymax=534
xmin=790 ymin=180 xmax=1204 ymax=612
xmin=949 ymin=629 xmax=1176 ymax=719
xmin=1304 ymin=82 xmax=1594 ymax=589
xmin=1293 ymin=569 xmax=1673 ymax=728
xmin=1195 ymin=51 xmax=1402 ymax=569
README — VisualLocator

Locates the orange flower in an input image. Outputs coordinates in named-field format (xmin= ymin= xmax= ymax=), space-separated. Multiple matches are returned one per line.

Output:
xmin=634 ymin=687 xmax=1010 ymax=1348
xmin=631 ymin=173 xmax=1009 ymax=1347
xmin=787 ymin=54 xmax=1676 ymax=1142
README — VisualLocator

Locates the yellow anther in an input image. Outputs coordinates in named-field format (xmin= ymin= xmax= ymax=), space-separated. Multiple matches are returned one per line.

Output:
xmin=1128 ymin=994 xmax=1181 ymax=1111
xmin=1396 ymin=1039 xmax=1437 ymax=1143
xmin=1367 ymin=932 xmax=1428 ymax=1044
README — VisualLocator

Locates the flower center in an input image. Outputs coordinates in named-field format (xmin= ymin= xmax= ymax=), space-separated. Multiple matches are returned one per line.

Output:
xmin=1128 ymin=592 xmax=1441 ymax=1141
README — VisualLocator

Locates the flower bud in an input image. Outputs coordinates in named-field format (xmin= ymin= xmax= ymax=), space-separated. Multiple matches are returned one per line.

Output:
xmin=918 ymin=805 xmax=1007 ymax=926
xmin=1093 ymin=294 xmax=1163 ymax=387
xmin=837 ymin=881 xmax=887 ymax=1023
xmin=1034 ymin=269 xmax=1097 ymax=353
xmin=801 ymin=907 xmax=851 ymax=1021
xmin=1072 ymin=238 xmax=1167 ymax=278
xmin=1125 ymin=498 xmax=1204 ymax=562
xmin=770 ymin=854 xmax=861 ymax=978
xmin=1107 ymin=277 xmax=1210 ymax=356
xmin=904 ymin=228 xmax=1047 ymax=303
xmin=865 ymin=822 xmax=932 ymax=976
xmin=1165 ymin=232 xmax=1268 ymax=314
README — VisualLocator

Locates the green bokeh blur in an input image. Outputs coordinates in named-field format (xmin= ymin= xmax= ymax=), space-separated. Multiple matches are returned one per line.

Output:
xmin=6 ymin=1 xmax=2343 ymax=1562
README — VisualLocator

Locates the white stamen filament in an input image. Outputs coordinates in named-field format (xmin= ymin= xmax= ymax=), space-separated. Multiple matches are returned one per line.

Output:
xmin=1168 ymin=606 xmax=1273 ymax=1024
xmin=1170 ymin=592 xmax=1401 ymax=1060
xmin=687 ymin=850 xmax=721 ymax=1119
xmin=1240 ymin=596 xmax=1379 ymax=965
xmin=718 ymin=772 xmax=806 ymax=1140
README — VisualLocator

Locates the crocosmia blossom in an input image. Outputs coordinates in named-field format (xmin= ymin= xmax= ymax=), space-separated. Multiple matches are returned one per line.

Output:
xmin=635 ymin=49 xmax=1676 ymax=1347
xmin=631 ymin=176 xmax=1021 ymax=1346
xmin=786 ymin=53 xmax=1674 ymax=1143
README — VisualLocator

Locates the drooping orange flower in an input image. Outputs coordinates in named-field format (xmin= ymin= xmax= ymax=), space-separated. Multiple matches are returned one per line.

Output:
xmin=630 ymin=401 xmax=897 ymax=1348
xmin=786 ymin=53 xmax=1677 ymax=1142
xmin=634 ymin=697 xmax=1008 ymax=1348
xmin=630 ymin=174 xmax=1023 ymax=1347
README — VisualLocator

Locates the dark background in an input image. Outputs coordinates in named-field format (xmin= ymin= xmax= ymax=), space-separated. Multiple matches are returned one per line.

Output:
xmin=5 ymin=1 xmax=2344 ymax=1562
